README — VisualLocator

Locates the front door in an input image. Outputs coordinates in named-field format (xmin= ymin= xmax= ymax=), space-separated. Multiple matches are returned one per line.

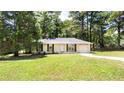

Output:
xmin=68 ymin=44 xmax=76 ymax=52
xmin=47 ymin=44 xmax=54 ymax=53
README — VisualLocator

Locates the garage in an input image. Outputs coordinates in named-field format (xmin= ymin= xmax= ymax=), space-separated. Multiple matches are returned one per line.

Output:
xmin=77 ymin=44 xmax=90 ymax=52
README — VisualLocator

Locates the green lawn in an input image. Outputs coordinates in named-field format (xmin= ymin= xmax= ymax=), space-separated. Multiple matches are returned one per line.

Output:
xmin=0 ymin=54 xmax=124 ymax=80
xmin=95 ymin=51 xmax=124 ymax=57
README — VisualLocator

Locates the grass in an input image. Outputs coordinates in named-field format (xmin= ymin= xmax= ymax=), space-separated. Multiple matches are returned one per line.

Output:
xmin=0 ymin=54 xmax=124 ymax=80
xmin=95 ymin=51 xmax=124 ymax=57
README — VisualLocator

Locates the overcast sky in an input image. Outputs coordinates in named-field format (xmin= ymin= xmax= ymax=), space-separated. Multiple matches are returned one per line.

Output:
xmin=59 ymin=11 xmax=69 ymax=21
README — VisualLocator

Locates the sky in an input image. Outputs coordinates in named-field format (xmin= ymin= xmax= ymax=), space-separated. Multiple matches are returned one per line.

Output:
xmin=59 ymin=11 xmax=69 ymax=21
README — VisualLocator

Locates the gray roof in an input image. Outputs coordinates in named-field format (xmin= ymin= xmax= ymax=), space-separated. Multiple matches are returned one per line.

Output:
xmin=39 ymin=38 xmax=92 ymax=44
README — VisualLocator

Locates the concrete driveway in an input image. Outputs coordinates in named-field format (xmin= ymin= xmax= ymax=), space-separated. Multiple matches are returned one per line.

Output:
xmin=80 ymin=53 xmax=124 ymax=62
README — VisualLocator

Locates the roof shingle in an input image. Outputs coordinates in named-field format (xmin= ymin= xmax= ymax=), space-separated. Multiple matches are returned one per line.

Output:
xmin=39 ymin=38 xmax=92 ymax=44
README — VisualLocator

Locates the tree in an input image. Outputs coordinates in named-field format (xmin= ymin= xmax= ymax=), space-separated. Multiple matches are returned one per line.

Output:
xmin=0 ymin=11 xmax=40 ymax=56
xmin=69 ymin=11 xmax=114 ymax=49
xmin=0 ymin=12 xmax=17 ymax=55
xmin=69 ymin=11 xmax=87 ymax=40
xmin=109 ymin=11 xmax=124 ymax=48
xmin=37 ymin=11 xmax=62 ymax=38
xmin=93 ymin=12 xmax=109 ymax=48
xmin=12 ymin=11 xmax=38 ymax=56
xmin=50 ymin=11 xmax=62 ymax=38
xmin=61 ymin=20 xmax=74 ymax=37
xmin=37 ymin=12 xmax=52 ymax=38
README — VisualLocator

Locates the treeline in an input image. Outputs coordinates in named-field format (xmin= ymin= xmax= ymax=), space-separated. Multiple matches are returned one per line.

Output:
xmin=67 ymin=11 xmax=124 ymax=49
xmin=0 ymin=11 xmax=124 ymax=56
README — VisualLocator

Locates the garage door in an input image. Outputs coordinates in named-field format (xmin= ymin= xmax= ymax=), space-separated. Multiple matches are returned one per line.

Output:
xmin=77 ymin=44 xmax=90 ymax=52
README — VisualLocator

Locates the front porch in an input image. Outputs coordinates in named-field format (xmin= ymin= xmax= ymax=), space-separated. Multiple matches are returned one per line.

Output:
xmin=42 ymin=44 xmax=77 ymax=53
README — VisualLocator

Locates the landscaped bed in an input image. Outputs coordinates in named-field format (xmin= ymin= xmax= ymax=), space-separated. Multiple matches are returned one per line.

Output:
xmin=95 ymin=51 xmax=124 ymax=57
xmin=0 ymin=54 xmax=124 ymax=80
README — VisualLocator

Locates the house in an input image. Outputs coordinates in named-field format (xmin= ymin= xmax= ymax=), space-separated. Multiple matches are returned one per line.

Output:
xmin=39 ymin=38 xmax=92 ymax=53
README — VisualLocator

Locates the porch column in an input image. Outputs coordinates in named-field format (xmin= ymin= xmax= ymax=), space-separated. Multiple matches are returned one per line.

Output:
xmin=66 ymin=44 xmax=68 ymax=52
xmin=47 ymin=44 xmax=49 ymax=52
xmin=75 ymin=44 xmax=77 ymax=52
xmin=52 ymin=44 xmax=54 ymax=53
xmin=41 ymin=44 xmax=43 ymax=51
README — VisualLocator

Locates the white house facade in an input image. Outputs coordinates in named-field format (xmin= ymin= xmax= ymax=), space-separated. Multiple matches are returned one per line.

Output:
xmin=39 ymin=38 xmax=92 ymax=53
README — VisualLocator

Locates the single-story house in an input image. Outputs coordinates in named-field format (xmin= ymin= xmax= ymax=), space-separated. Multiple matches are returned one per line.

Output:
xmin=39 ymin=38 xmax=92 ymax=53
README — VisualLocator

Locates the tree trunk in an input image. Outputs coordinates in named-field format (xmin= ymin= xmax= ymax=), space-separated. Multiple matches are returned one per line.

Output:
xmin=117 ymin=14 xmax=121 ymax=49
xmin=36 ymin=43 xmax=39 ymax=52
xmin=86 ymin=12 xmax=89 ymax=41
xmin=117 ymin=24 xmax=121 ymax=48
xmin=28 ymin=46 xmax=32 ymax=53
xmin=81 ymin=15 xmax=84 ymax=40
xmin=100 ymin=26 xmax=104 ymax=48
xmin=89 ymin=12 xmax=93 ymax=42
xmin=14 ymin=51 xmax=19 ymax=56
xmin=89 ymin=24 xmax=92 ymax=42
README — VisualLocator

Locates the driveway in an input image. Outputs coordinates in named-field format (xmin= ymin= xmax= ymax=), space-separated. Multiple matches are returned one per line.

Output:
xmin=80 ymin=53 xmax=124 ymax=62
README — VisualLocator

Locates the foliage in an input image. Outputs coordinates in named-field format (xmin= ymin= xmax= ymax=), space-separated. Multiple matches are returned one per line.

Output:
xmin=0 ymin=12 xmax=39 ymax=56
xmin=36 ymin=11 xmax=62 ymax=38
